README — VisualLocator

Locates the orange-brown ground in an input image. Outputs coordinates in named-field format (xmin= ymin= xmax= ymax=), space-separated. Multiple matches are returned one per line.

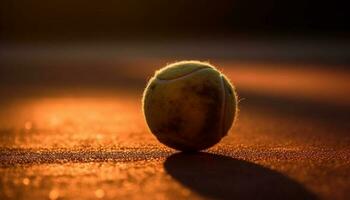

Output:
xmin=0 ymin=42 xmax=349 ymax=200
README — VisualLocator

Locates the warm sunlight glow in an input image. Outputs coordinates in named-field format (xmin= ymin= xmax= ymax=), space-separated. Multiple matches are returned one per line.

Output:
xmin=0 ymin=92 xmax=155 ymax=149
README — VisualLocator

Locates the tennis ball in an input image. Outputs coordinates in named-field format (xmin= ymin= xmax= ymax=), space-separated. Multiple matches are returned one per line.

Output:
xmin=142 ymin=61 xmax=237 ymax=151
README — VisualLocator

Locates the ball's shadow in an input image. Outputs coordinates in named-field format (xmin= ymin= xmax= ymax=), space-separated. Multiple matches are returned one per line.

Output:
xmin=164 ymin=152 xmax=317 ymax=200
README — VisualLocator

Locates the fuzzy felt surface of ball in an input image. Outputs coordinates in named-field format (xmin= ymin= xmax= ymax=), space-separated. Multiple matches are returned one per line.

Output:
xmin=142 ymin=61 xmax=237 ymax=151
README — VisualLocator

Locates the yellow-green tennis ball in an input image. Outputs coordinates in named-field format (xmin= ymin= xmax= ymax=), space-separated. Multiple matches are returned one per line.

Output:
xmin=142 ymin=61 xmax=237 ymax=151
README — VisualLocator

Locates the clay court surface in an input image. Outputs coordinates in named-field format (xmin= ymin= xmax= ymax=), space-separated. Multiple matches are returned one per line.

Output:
xmin=0 ymin=41 xmax=350 ymax=200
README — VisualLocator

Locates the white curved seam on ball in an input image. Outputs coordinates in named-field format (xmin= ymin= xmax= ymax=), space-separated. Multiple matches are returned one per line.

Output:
xmin=219 ymin=75 xmax=227 ymax=137
xmin=155 ymin=67 xmax=212 ymax=83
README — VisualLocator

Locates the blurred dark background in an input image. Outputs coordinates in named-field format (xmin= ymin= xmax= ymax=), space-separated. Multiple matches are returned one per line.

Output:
xmin=0 ymin=0 xmax=349 ymax=106
xmin=1 ymin=0 xmax=349 ymax=42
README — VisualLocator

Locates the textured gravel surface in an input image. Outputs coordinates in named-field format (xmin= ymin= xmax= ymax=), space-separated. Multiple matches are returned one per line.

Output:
xmin=0 ymin=89 xmax=349 ymax=200
xmin=0 ymin=47 xmax=349 ymax=200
